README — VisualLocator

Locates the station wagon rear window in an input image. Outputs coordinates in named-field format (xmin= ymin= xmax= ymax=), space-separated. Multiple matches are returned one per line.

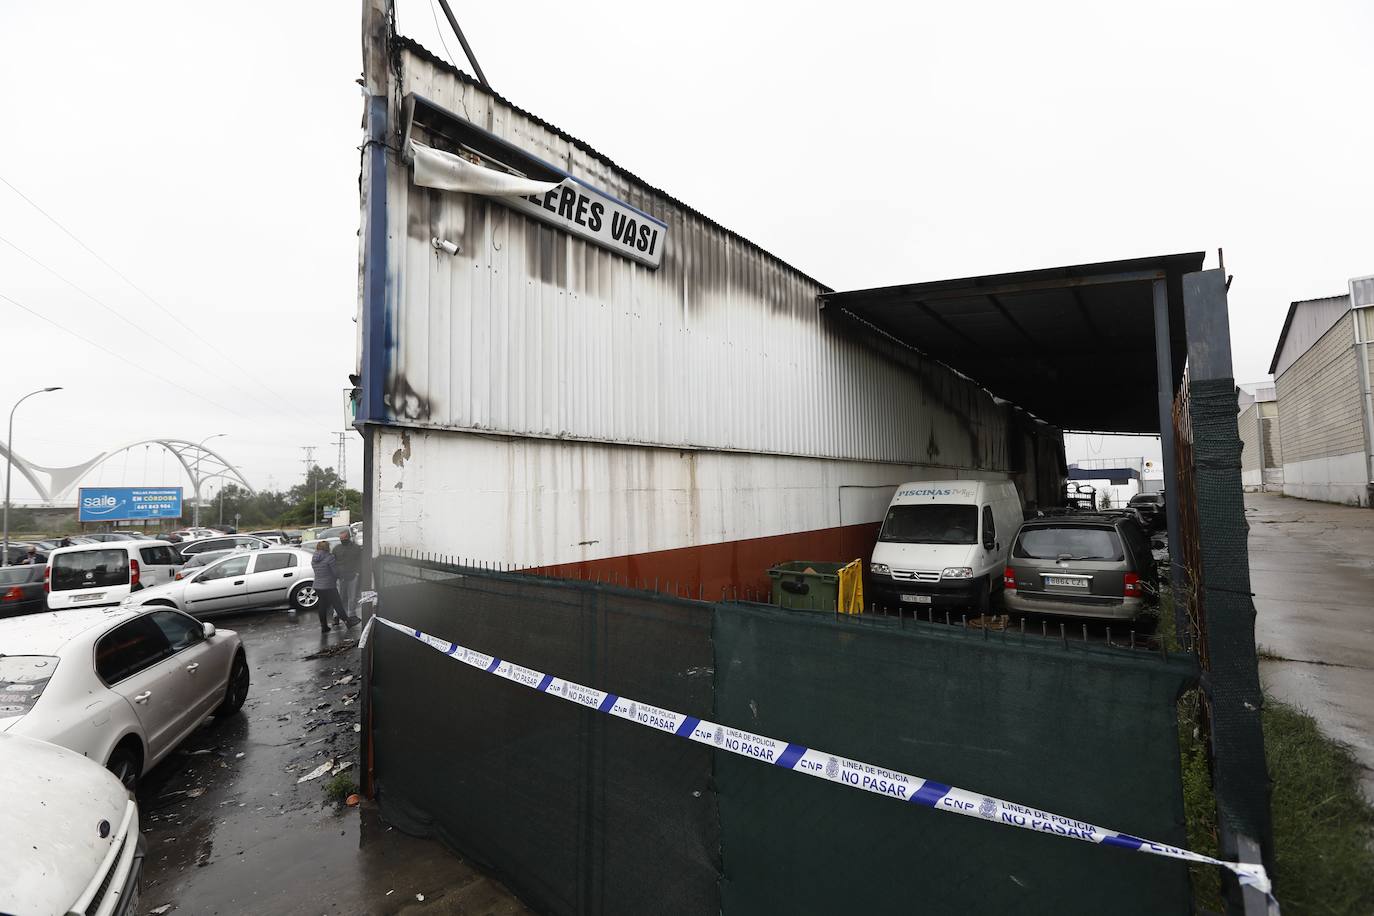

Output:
xmin=0 ymin=656 xmax=58 ymax=716
xmin=51 ymin=549 xmax=129 ymax=590
xmin=1014 ymin=526 xmax=1124 ymax=561
xmin=878 ymin=505 xmax=978 ymax=545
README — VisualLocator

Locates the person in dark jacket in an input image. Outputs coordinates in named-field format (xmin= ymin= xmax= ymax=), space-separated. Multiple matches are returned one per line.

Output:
xmin=310 ymin=542 xmax=352 ymax=632
xmin=332 ymin=530 xmax=363 ymax=624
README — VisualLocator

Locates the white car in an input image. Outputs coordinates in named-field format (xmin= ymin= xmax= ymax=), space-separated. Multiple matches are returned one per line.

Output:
xmin=169 ymin=527 xmax=218 ymax=541
xmin=0 ymin=605 xmax=248 ymax=788
xmin=123 ymin=547 xmax=320 ymax=617
xmin=0 ymin=733 xmax=145 ymax=916
xmin=46 ymin=541 xmax=183 ymax=610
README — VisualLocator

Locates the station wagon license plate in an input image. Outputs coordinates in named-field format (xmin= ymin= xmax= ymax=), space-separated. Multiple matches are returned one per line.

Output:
xmin=900 ymin=594 xmax=932 ymax=604
xmin=1043 ymin=576 xmax=1088 ymax=588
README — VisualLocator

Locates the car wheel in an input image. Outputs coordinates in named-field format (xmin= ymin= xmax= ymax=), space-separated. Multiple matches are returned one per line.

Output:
xmin=106 ymin=743 xmax=142 ymax=791
xmin=290 ymin=584 xmax=319 ymax=611
xmin=216 ymin=652 xmax=250 ymax=716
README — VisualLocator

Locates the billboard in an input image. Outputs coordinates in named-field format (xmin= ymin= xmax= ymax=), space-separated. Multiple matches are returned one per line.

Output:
xmin=78 ymin=487 xmax=183 ymax=522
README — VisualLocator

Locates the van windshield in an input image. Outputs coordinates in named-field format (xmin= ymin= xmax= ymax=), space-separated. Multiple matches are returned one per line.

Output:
xmin=878 ymin=505 xmax=978 ymax=545
xmin=51 ymin=549 xmax=129 ymax=591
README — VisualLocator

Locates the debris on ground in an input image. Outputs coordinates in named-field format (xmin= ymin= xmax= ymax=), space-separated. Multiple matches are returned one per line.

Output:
xmin=331 ymin=760 xmax=353 ymax=777
xmin=149 ymin=906 xmax=173 ymax=915
xmin=346 ymin=794 xmax=360 ymax=807
xmin=302 ymin=640 xmax=358 ymax=660
xmin=296 ymin=761 xmax=334 ymax=784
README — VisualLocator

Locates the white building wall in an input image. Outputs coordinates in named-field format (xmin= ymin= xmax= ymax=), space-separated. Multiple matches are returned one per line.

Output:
xmin=383 ymin=44 xmax=1015 ymax=471
xmin=374 ymin=427 xmax=1003 ymax=569
xmin=366 ymin=41 xmax=1065 ymax=577
xmin=1276 ymin=311 xmax=1368 ymax=505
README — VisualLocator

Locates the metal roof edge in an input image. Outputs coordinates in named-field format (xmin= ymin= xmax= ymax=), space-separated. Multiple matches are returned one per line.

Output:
xmin=393 ymin=35 xmax=833 ymax=294
xmin=1267 ymin=293 xmax=1350 ymax=376
xmin=818 ymin=252 xmax=1206 ymax=304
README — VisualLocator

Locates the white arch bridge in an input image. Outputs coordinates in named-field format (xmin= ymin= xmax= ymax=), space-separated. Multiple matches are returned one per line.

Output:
xmin=0 ymin=438 xmax=254 ymax=507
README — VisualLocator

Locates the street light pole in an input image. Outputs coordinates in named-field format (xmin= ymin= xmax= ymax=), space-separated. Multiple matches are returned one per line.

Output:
xmin=3 ymin=387 xmax=62 ymax=567
xmin=192 ymin=433 xmax=227 ymax=528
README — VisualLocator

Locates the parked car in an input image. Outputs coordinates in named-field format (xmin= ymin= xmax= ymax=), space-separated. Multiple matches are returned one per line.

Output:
xmin=34 ymin=536 xmax=97 ymax=551
xmin=868 ymin=480 xmax=1023 ymax=613
xmin=0 ymin=564 xmax=47 ymax=618
xmin=82 ymin=533 xmax=135 ymax=543
xmin=173 ymin=548 xmax=238 ymax=580
xmin=3 ymin=541 xmax=47 ymax=565
xmin=169 ymin=527 xmax=218 ymax=541
xmin=249 ymin=530 xmax=291 ymax=545
xmin=303 ymin=524 xmax=354 ymax=551
xmin=124 ymin=548 xmax=320 ymax=616
xmin=46 ymin=541 xmax=183 ymax=610
xmin=177 ymin=535 xmax=271 ymax=559
xmin=1127 ymin=491 xmax=1167 ymax=531
xmin=1003 ymin=514 xmax=1157 ymax=621
xmin=282 ymin=529 xmax=305 ymax=545
xmin=0 ymin=605 xmax=248 ymax=789
xmin=0 ymin=733 xmax=146 ymax=916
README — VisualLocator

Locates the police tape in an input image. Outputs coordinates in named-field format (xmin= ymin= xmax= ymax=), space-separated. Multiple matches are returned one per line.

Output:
xmin=360 ymin=615 xmax=1276 ymax=904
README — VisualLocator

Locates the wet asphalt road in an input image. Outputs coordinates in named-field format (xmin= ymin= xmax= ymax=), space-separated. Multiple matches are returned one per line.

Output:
xmin=1246 ymin=492 xmax=1374 ymax=801
xmin=135 ymin=608 xmax=530 ymax=916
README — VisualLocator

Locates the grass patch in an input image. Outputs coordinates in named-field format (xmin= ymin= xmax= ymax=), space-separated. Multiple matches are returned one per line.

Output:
xmin=1180 ymin=693 xmax=1374 ymax=914
xmin=323 ymin=773 xmax=359 ymax=805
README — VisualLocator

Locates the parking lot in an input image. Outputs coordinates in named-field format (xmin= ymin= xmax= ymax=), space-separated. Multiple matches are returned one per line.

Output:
xmin=133 ymin=607 xmax=529 ymax=916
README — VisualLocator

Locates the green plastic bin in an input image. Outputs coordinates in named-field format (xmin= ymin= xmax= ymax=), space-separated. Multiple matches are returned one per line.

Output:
xmin=768 ymin=560 xmax=846 ymax=611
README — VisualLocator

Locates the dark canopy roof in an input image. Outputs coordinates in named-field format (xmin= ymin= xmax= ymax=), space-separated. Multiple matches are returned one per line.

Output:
xmin=821 ymin=253 xmax=1205 ymax=433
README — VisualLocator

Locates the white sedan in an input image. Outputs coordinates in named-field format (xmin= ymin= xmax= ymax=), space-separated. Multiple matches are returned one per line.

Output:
xmin=0 ymin=606 xmax=248 ymax=788
xmin=0 ymin=733 xmax=145 ymax=916
xmin=122 ymin=547 xmax=320 ymax=616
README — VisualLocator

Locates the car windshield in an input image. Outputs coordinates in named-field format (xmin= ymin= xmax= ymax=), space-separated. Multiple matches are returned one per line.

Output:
xmin=0 ymin=656 xmax=59 ymax=716
xmin=878 ymin=505 xmax=978 ymax=545
xmin=51 ymin=549 xmax=130 ymax=590
xmin=1015 ymin=526 xmax=1124 ymax=561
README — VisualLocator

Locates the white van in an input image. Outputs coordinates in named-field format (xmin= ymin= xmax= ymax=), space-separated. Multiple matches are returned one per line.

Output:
xmin=46 ymin=540 xmax=183 ymax=610
xmin=868 ymin=479 xmax=1023 ymax=613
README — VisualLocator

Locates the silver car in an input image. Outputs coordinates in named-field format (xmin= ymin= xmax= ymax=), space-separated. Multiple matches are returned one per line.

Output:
xmin=123 ymin=548 xmax=320 ymax=617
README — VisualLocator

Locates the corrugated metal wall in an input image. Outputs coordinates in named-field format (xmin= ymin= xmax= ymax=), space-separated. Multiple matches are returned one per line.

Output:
xmin=1275 ymin=313 xmax=1362 ymax=465
xmin=383 ymin=47 xmax=1021 ymax=473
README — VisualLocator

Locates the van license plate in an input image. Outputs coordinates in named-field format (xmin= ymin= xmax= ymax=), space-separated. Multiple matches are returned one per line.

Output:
xmin=1044 ymin=576 xmax=1088 ymax=588
xmin=901 ymin=594 xmax=932 ymax=604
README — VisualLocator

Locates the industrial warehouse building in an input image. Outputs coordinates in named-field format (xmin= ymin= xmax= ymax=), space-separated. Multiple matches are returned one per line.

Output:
xmin=356 ymin=39 xmax=1066 ymax=596
xmin=1237 ymin=384 xmax=1282 ymax=492
xmin=1267 ymin=276 xmax=1374 ymax=505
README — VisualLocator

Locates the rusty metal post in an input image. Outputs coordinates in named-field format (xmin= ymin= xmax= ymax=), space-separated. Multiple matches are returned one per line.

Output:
xmin=1152 ymin=278 xmax=1188 ymax=641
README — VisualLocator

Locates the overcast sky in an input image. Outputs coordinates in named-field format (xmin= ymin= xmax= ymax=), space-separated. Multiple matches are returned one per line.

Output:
xmin=2 ymin=0 xmax=1370 ymax=503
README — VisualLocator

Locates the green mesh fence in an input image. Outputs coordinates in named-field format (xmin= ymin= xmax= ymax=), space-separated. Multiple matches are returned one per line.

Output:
xmin=369 ymin=556 xmax=1198 ymax=915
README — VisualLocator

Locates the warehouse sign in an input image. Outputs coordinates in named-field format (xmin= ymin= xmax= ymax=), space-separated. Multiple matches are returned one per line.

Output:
xmin=410 ymin=141 xmax=667 ymax=270
xmin=506 ymin=181 xmax=667 ymax=270
xmin=78 ymin=486 xmax=183 ymax=522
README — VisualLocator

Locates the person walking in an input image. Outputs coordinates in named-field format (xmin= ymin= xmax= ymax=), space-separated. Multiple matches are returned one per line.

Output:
xmin=310 ymin=541 xmax=352 ymax=632
xmin=333 ymin=529 xmax=363 ymax=625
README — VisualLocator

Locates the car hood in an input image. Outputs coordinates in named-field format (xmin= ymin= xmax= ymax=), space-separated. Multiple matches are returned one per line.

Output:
xmin=872 ymin=541 xmax=977 ymax=572
xmin=0 ymin=733 xmax=131 ymax=916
